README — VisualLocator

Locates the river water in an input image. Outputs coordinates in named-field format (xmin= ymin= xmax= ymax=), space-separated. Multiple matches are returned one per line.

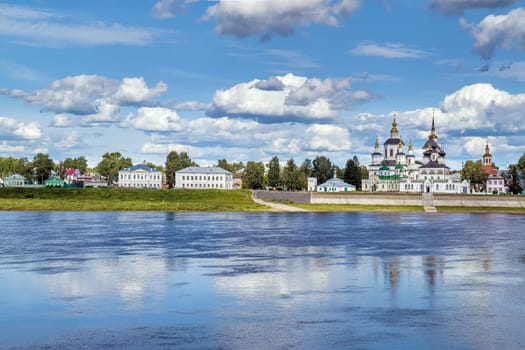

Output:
xmin=0 ymin=211 xmax=524 ymax=349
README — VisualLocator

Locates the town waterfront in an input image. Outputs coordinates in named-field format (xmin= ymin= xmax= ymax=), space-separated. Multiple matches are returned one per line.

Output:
xmin=1 ymin=211 xmax=524 ymax=349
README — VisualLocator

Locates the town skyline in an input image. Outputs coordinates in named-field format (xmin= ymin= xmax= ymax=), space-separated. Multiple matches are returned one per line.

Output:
xmin=1 ymin=1 xmax=525 ymax=170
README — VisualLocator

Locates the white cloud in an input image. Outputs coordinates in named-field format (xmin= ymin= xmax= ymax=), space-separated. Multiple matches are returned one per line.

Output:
xmin=207 ymin=73 xmax=373 ymax=123
xmin=0 ymin=3 xmax=163 ymax=46
xmin=171 ymin=101 xmax=210 ymax=111
xmin=151 ymin=0 xmax=197 ymax=19
xmin=431 ymin=0 xmax=517 ymax=14
xmin=123 ymin=107 xmax=184 ymax=132
xmin=462 ymin=8 xmax=525 ymax=59
xmin=0 ymin=141 xmax=26 ymax=154
xmin=52 ymin=114 xmax=71 ymax=128
xmin=113 ymin=77 xmax=167 ymax=106
xmin=0 ymin=116 xmax=43 ymax=140
xmin=303 ymin=124 xmax=351 ymax=151
xmin=350 ymin=42 xmax=429 ymax=58
xmin=203 ymin=0 xmax=361 ymax=40
xmin=1 ymin=75 xmax=168 ymax=127
xmin=56 ymin=130 xmax=81 ymax=150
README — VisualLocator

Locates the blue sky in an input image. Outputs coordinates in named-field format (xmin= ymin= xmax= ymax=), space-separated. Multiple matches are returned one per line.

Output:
xmin=1 ymin=0 xmax=525 ymax=170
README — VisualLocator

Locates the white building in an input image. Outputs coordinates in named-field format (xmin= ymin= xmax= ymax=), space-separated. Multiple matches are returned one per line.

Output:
xmin=317 ymin=172 xmax=356 ymax=192
xmin=175 ymin=167 xmax=233 ymax=189
xmin=307 ymin=177 xmax=318 ymax=191
xmin=362 ymin=114 xmax=469 ymax=194
xmin=118 ymin=164 xmax=163 ymax=189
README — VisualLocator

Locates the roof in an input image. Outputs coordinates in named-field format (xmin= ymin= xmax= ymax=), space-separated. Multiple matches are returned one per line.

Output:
xmin=384 ymin=138 xmax=403 ymax=146
xmin=482 ymin=164 xmax=498 ymax=175
xmin=121 ymin=164 xmax=161 ymax=173
xmin=380 ymin=159 xmax=397 ymax=166
xmin=4 ymin=173 xmax=26 ymax=180
xmin=419 ymin=161 xmax=450 ymax=169
xmin=176 ymin=166 xmax=232 ymax=175
xmin=318 ymin=176 xmax=355 ymax=189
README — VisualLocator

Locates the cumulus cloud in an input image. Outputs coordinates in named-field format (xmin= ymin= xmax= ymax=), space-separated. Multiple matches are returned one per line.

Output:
xmin=430 ymin=0 xmax=516 ymax=14
xmin=0 ymin=3 xmax=163 ymax=46
xmin=0 ymin=116 xmax=43 ymax=140
xmin=1 ymin=75 xmax=168 ymax=127
xmin=52 ymin=114 xmax=71 ymax=128
xmin=0 ymin=141 xmax=26 ymax=154
xmin=462 ymin=8 xmax=525 ymax=59
xmin=207 ymin=73 xmax=373 ymax=123
xmin=203 ymin=0 xmax=361 ymax=41
xmin=122 ymin=107 xmax=184 ymax=132
xmin=349 ymin=42 xmax=429 ymax=58
xmin=303 ymin=124 xmax=351 ymax=151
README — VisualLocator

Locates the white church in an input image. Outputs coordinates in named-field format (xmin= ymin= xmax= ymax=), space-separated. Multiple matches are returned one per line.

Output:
xmin=362 ymin=114 xmax=469 ymax=194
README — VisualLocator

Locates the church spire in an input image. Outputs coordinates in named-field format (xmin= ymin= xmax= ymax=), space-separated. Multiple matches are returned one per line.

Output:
xmin=429 ymin=109 xmax=437 ymax=141
xmin=390 ymin=113 xmax=399 ymax=138
xmin=374 ymin=134 xmax=379 ymax=149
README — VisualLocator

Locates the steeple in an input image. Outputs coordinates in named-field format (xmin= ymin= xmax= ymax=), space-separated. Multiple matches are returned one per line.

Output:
xmin=429 ymin=109 xmax=437 ymax=141
xmin=374 ymin=135 xmax=379 ymax=150
xmin=483 ymin=141 xmax=492 ymax=165
xmin=390 ymin=114 xmax=399 ymax=138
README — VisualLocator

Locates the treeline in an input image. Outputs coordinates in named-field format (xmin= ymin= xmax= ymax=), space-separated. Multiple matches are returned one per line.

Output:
xmin=1 ymin=151 xmax=367 ymax=190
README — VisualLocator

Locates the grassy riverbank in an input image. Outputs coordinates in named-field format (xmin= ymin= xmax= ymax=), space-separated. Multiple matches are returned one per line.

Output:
xmin=0 ymin=188 xmax=267 ymax=211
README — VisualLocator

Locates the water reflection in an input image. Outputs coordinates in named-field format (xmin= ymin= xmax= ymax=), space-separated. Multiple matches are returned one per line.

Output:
xmin=0 ymin=212 xmax=524 ymax=349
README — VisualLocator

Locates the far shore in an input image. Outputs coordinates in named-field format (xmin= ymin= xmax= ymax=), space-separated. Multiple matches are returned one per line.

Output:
xmin=0 ymin=187 xmax=524 ymax=213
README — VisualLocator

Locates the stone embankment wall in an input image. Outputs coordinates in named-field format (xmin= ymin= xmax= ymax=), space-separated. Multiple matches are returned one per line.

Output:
xmin=257 ymin=191 xmax=525 ymax=208
xmin=256 ymin=191 xmax=311 ymax=204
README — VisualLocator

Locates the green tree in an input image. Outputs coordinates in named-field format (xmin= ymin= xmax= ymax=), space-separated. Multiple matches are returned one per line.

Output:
xmin=0 ymin=157 xmax=27 ymax=179
xmin=507 ymin=164 xmax=523 ymax=195
xmin=360 ymin=165 xmax=369 ymax=180
xmin=298 ymin=159 xmax=313 ymax=190
xmin=344 ymin=156 xmax=362 ymax=189
xmin=216 ymin=159 xmax=244 ymax=173
xmin=242 ymin=161 xmax=265 ymax=189
xmin=165 ymin=151 xmax=196 ymax=188
xmin=282 ymin=158 xmax=301 ymax=191
xmin=267 ymin=156 xmax=281 ymax=189
xmin=312 ymin=156 xmax=332 ymax=185
xmin=518 ymin=153 xmax=525 ymax=174
xmin=32 ymin=153 xmax=55 ymax=184
xmin=461 ymin=160 xmax=488 ymax=192
xmin=56 ymin=156 xmax=88 ymax=178
xmin=96 ymin=152 xmax=132 ymax=185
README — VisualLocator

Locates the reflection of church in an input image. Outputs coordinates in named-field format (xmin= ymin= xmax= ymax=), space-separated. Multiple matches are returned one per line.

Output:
xmin=362 ymin=114 xmax=469 ymax=193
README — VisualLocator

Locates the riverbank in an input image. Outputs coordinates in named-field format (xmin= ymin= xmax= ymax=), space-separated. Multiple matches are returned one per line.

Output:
xmin=0 ymin=188 xmax=267 ymax=211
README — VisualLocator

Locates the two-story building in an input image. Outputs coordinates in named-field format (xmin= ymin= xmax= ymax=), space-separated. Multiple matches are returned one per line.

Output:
xmin=118 ymin=164 xmax=163 ymax=189
xmin=175 ymin=167 xmax=233 ymax=189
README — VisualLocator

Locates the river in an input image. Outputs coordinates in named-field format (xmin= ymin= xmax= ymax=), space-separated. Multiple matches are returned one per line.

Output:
xmin=0 ymin=211 xmax=524 ymax=349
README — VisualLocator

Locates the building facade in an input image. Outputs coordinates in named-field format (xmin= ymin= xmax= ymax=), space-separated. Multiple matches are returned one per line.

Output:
xmin=362 ymin=114 xmax=469 ymax=194
xmin=118 ymin=164 xmax=163 ymax=189
xmin=317 ymin=173 xmax=356 ymax=192
xmin=3 ymin=174 xmax=30 ymax=187
xmin=481 ymin=143 xmax=507 ymax=194
xmin=175 ymin=167 xmax=233 ymax=190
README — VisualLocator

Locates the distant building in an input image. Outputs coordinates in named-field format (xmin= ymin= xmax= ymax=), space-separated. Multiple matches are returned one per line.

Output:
xmin=175 ymin=167 xmax=233 ymax=190
xmin=307 ymin=177 xmax=317 ymax=192
xmin=233 ymin=170 xmax=243 ymax=190
xmin=481 ymin=143 xmax=507 ymax=194
xmin=77 ymin=173 xmax=108 ymax=188
xmin=118 ymin=164 xmax=163 ymax=189
xmin=317 ymin=172 xmax=356 ymax=192
xmin=3 ymin=174 xmax=30 ymax=187
xmin=362 ymin=113 xmax=468 ymax=194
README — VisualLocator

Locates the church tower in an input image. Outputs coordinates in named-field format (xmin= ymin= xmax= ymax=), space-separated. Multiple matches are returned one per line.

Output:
xmin=384 ymin=114 xmax=404 ymax=163
xmin=483 ymin=142 xmax=492 ymax=166
xmin=371 ymin=135 xmax=382 ymax=166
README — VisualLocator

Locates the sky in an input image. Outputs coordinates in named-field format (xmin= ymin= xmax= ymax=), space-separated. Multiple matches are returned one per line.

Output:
xmin=1 ymin=0 xmax=525 ymax=170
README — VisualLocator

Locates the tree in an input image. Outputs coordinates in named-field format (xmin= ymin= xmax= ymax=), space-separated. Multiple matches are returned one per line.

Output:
xmin=312 ymin=156 xmax=332 ymax=185
xmin=56 ymin=156 xmax=88 ymax=178
xmin=461 ymin=160 xmax=488 ymax=192
xmin=0 ymin=157 xmax=27 ymax=179
xmin=216 ymin=159 xmax=244 ymax=173
xmin=96 ymin=152 xmax=132 ymax=185
xmin=518 ymin=153 xmax=525 ymax=174
xmin=298 ymin=159 xmax=313 ymax=190
xmin=282 ymin=158 xmax=301 ymax=191
xmin=165 ymin=151 xmax=196 ymax=188
xmin=508 ymin=164 xmax=523 ymax=195
xmin=267 ymin=156 xmax=281 ymax=189
xmin=344 ymin=156 xmax=362 ymax=189
xmin=242 ymin=161 xmax=265 ymax=189
xmin=32 ymin=153 xmax=55 ymax=184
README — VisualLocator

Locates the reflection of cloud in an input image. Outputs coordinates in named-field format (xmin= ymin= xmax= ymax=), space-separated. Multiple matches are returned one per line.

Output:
xmin=42 ymin=254 xmax=169 ymax=311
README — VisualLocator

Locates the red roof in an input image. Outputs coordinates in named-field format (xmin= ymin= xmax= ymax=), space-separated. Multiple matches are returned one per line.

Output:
xmin=482 ymin=164 xmax=497 ymax=175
